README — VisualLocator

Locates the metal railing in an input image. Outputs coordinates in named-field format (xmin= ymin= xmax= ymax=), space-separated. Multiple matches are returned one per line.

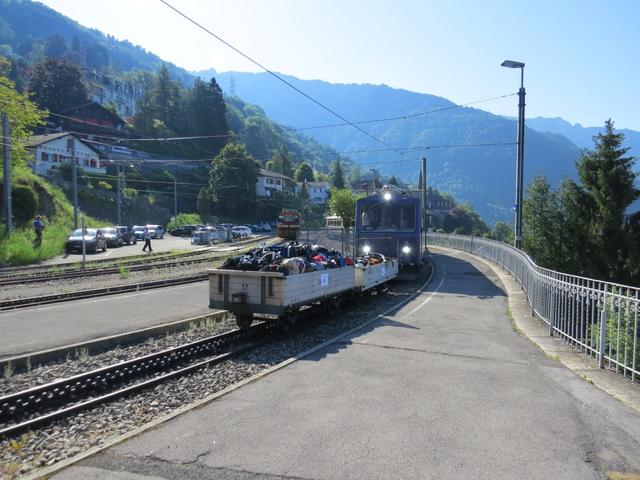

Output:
xmin=428 ymin=233 xmax=639 ymax=383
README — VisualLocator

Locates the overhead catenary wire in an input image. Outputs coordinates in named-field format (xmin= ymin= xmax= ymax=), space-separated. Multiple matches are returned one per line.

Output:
xmin=158 ymin=0 xmax=405 ymax=156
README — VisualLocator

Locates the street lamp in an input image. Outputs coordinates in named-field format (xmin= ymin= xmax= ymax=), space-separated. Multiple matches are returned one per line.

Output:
xmin=501 ymin=59 xmax=526 ymax=249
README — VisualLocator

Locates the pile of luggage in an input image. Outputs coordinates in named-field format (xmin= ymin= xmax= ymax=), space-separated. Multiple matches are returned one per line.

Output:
xmin=220 ymin=242 xmax=351 ymax=275
xmin=356 ymin=252 xmax=387 ymax=267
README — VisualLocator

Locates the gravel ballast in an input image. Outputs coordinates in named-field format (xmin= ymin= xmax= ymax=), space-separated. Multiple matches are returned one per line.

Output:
xmin=0 ymin=271 xmax=428 ymax=479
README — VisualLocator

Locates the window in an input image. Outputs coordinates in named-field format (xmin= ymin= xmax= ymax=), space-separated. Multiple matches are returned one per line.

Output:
xmin=266 ymin=178 xmax=274 ymax=185
xmin=90 ymin=159 xmax=97 ymax=168
xmin=66 ymin=138 xmax=74 ymax=150
xmin=52 ymin=154 xmax=59 ymax=163
xmin=41 ymin=152 xmax=49 ymax=162
xmin=276 ymin=179 xmax=281 ymax=186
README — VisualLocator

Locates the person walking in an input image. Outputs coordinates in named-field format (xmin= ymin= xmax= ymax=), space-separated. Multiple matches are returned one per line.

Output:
xmin=142 ymin=226 xmax=153 ymax=252
xmin=33 ymin=215 xmax=45 ymax=248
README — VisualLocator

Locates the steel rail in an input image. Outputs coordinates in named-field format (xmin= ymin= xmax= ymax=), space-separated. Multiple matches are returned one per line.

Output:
xmin=0 ymin=252 xmax=226 ymax=287
xmin=0 ymin=322 xmax=271 ymax=438
xmin=0 ymin=274 xmax=209 ymax=311
xmin=0 ymin=236 xmax=276 ymax=284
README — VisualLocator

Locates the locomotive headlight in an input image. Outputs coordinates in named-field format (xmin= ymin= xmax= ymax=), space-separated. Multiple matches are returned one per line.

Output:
xmin=402 ymin=245 xmax=411 ymax=254
xmin=363 ymin=245 xmax=371 ymax=255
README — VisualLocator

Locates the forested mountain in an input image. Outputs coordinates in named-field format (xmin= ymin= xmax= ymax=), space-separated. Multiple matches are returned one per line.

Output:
xmin=0 ymin=0 xmax=193 ymax=84
xmin=208 ymin=70 xmax=582 ymax=223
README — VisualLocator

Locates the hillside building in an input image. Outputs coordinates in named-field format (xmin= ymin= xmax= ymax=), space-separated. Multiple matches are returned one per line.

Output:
xmin=256 ymin=169 xmax=295 ymax=197
xmin=26 ymin=132 xmax=106 ymax=175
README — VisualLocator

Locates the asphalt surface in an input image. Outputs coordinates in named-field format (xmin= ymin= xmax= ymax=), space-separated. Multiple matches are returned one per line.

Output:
xmin=0 ymin=282 xmax=211 ymax=359
xmin=53 ymin=250 xmax=640 ymax=479
xmin=42 ymin=234 xmax=204 ymax=266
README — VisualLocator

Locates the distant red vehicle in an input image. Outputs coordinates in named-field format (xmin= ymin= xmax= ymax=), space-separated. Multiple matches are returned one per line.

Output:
xmin=277 ymin=209 xmax=302 ymax=240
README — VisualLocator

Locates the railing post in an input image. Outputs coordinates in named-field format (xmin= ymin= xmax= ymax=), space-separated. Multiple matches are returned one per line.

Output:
xmin=549 ymin=290 xmax=555 ymax=336
xmin=599 ymin=300 xmax=607 ymax=369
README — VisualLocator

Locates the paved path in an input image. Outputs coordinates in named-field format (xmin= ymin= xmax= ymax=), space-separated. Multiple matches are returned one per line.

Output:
xmin=53 ymin=250 xmax=640 ymax=479
xmin=0 ymin=282 xmax=211 ymax=359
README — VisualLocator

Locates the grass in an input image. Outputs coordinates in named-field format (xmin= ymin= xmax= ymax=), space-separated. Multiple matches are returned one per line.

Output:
xmin=74 ymin=347 xmax=90 ymax=362
xmin=118 ymin=265 xmax=130 ymax=279
xmin=0 ymin=168 xmax=106 ymax=266
xmin=3 ymin=360 xmax=15 ymax=378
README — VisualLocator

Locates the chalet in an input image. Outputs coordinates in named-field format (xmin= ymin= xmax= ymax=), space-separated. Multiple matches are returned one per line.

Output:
xmin=26 ymin=133 xmax=106 ymax=175
xmin=296 ymin=181 xmax=330 ymax=204
xmin=256 ymin=169 xmax=295 ymax=197
xmin=58 ymin=102 xmax=127 ymax=137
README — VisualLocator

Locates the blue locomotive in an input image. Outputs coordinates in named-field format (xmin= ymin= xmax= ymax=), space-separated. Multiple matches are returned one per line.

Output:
xmin=355 ymin=189 xmax=424 ymax=267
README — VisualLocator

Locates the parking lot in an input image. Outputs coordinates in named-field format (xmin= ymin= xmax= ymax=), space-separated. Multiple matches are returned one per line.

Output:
xmin=43 ymin=233 xmax=206 ymax=266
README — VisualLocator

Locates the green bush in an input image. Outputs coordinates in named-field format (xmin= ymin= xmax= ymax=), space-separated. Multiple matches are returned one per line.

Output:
xmin=11 ymin=184 xmax=38 ymax=224
xmin=97 ymin=180 xmax=113 ymax=191
xmin=168 ymin=213 xmax=203 ymax=231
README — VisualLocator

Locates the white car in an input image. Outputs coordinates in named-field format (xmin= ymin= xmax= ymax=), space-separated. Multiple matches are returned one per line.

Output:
xmin=231 ymin=226 xmax=252 ymax=238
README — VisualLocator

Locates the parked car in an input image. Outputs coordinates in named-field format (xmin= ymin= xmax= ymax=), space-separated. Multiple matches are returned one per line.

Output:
xmin=116 ymin=225 xmax=137 ymax=245
xmin=101 ymin=227 xmax=123 ymax=248
xmin=170 ymin=224 xmax=203 ymax=237
xmin=231 ymin=226 xmax=252 ymax=238
xmin=132 ymin=225 xmax=146 ymax=241
xmin=146 ymin=224 xmax=165 ymax=239
xmin=65 ymin=228 xmax=107 ymax=254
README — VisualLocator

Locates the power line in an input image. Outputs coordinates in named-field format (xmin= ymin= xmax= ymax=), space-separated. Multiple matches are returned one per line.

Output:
xmin=158 ymin=0 xmax=405 ymax=156
xmin=288 ymin=93 xmax=518 ymax=132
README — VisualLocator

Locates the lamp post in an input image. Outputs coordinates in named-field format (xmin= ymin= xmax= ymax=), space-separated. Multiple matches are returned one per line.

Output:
xmin=501 ymin=59 xmax=526 ymax=249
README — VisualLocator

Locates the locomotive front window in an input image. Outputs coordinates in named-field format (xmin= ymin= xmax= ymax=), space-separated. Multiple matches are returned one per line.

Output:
xmin=361 ymin=204 xmax=416 ymax=231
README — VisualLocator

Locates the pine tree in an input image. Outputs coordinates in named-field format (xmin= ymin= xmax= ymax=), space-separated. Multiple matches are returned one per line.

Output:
xmin=331 ymin=159 xmax=345 ymax=189
xmin=570 ymin=120 xmax=639 ymax=282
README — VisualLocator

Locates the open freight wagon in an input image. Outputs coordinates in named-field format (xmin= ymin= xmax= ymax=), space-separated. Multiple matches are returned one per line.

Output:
xmin=208 ymin=257 xmax=398 ymax=328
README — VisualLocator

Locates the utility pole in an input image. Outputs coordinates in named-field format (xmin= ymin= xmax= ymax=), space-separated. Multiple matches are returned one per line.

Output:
xmin=421 ymin=157 xmax=427 ymax=251
xmin=173 ymin=175 xmax=178 ymax=220
xmin=71 ymin=138 xmax=78 ymax=229
xmin=116 ymin=162 xmax=122 ymax=225
xmin=2 ymin=112 xmax=12 ymax=236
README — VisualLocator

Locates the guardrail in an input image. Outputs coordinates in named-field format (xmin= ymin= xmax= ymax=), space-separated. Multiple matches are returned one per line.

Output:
xmin=427 ymin=233 xmax=639 ymax=383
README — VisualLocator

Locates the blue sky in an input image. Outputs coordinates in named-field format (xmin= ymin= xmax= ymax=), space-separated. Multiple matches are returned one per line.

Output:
xmin=40 ymin=0 xmax=640 ymax=130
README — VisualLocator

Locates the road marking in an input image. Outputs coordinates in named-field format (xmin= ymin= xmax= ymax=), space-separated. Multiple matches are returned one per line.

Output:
xmin=402 ymin=258 xmax=446 ymax=317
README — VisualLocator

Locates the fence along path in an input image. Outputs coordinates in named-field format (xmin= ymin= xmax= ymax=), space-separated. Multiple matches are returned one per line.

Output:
xmin=428 ymin=233 xmax=639 ymax=383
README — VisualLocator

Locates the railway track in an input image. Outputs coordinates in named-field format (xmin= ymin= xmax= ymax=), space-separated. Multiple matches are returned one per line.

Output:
xmin=0 ymin=322 xmax=272 ymax=439
xmin=0 ymin=237 xmax=279 ymax=311
xmin=0 ymin=236 xmax=276 ymax=287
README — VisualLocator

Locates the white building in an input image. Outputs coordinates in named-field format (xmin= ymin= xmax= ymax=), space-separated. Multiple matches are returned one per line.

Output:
xmin=256 ymin=168 xmax=294 ymax=197
xmin=297 ymin=181 xmax=330 ymax=204
xmin=26 ymin=133 xmax=106 ymax=176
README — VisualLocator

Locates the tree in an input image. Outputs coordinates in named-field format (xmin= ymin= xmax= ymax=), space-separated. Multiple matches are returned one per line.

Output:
xmin=28 ymin=58 xmax=89 ymax=113
xmin=566 ymin=120 xmax=639 ymax=282
xmin=522 ymin=176 xmax=565 ymax=269
xmin=328 ymin=188 xmax=359 ymax=228
xmin=266 ymin=146 xmax=294 ymax=178
xmin=209 ymin=143 xmax=260 ymax=221
xmin=0 ymin=63 xmax=47 ymax=168
xmin=44 ymin=34 xmax=68 ymax=59
xmin=443 ymin=203 xmax=488 ymax=235
xmin=491 ymin=221 xmax=514 ymax=244
xmin=331 ymin=159 xmax=345 ymax=189
xmin=387 ymin=176 xmax=399 ymax=187
xmin=187 ymin=77 xmax=228 ymax=157
xmin=294 ymin=161 xmax=315 ymax=182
